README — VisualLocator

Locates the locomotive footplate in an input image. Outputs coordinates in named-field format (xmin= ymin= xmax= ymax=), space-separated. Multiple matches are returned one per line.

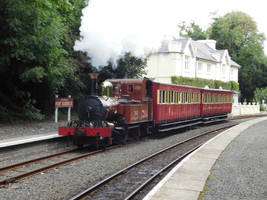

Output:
xmin=59 ymin=127 xmax=111 ymax=137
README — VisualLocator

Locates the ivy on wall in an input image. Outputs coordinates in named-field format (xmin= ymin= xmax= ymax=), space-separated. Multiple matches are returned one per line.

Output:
xmin=171 ymin=76 xmax=239 ymax=91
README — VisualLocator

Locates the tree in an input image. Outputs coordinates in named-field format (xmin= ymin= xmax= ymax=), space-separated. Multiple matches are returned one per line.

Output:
xmin=114 ymin=52 xmax=147 ymax=78
xmin=209 ymin=11 xmax=267 ymax=101
xmin=0 ymin=0 xmax=88 ymax=120
xmin=179 ymin=22 xmax=207 ymax=40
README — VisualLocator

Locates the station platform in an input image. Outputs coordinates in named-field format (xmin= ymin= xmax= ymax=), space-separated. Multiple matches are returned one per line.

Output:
xmin=0 ymin=132 xmax=63 ymax=149
xmin=143 ymin=116 xmax=267 ymax=200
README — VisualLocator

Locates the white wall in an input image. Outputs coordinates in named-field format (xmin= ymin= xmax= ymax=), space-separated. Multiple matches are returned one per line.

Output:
xmin=145 ymin=40 xmax=239 ymax=84
xmin=230 ymin=103 xmax=260 ymax=116
xmin=146 ymin=53 xmax=181 ymax=84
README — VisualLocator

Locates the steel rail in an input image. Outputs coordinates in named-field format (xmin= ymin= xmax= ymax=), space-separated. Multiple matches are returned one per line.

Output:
xmin=69 ymin=123 xmax=236 ymax=200
xmin=124 ymin=144 xmax=202 ymax=200
xmin=0 ymin=148 xmax=79 ymax=173
xmin=0 ymin=145 xmax=120 ymax=186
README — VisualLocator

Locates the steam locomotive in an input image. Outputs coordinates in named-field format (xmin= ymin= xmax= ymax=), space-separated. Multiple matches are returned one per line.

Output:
xmin=59 ymin=73 xmax=233 ymax=148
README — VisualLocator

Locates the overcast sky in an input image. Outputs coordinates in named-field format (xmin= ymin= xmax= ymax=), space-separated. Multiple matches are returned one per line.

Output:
xmin=167 ymin=0 xmax=267 ymax=53
xmin=75 ymin=0 xmax=267 ymax=67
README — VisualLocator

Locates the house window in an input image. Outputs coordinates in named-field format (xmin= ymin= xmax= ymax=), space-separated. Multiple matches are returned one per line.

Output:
xmin=198 ymin=62 xmax=202 ymax=73
xmin=185 ymin=56 xmax=190 ymax=70
xmin=207 ymin=64 xmax=211 ymax=73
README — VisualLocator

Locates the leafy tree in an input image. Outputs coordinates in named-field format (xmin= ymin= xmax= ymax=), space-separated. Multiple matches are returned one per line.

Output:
xmin=114 ymin=52 xmax=147 ymax=78
xmin=0 ymin=0 xmax=88 ymax=121
xmin=254 ymin=87 xmax=267 ymax=111
xmin=209 ymin=11 xmax=267 ymax=101
xmin=179 ymin=22 xmax=207 ymax=40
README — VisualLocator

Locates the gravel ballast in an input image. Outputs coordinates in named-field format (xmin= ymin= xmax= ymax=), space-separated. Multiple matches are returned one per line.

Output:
xmin=0 ymin=121 xmax=237 ymax=200
xmin=201 ymin=119 xmax=267 ymax=200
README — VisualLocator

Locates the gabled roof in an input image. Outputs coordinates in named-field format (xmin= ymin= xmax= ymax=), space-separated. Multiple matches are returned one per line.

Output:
xmin=156 ymin=38 xmax=241 ymax=68
xmin=191 ymin=40 xmax=218 ymax=62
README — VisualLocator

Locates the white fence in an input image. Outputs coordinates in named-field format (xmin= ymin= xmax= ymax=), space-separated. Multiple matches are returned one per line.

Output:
xmin=230 ymin=103 xmax=260 ymax=116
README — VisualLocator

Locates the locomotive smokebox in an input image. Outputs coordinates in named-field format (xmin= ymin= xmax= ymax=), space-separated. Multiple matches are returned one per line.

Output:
xmin=89 ymin=73 xmax=99 ymax=95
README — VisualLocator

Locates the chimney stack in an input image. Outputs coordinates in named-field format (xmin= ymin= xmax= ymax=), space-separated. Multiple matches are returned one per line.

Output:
xmin=89 ymin=73 xmax=99 ymax=95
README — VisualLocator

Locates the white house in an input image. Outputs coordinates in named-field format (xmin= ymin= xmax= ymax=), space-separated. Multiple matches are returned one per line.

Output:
xmin=146 ymin=38 xmax=240 ymax=85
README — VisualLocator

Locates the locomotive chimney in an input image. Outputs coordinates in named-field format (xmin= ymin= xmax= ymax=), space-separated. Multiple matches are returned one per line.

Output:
xmin=89 ymin=73 xmax=99 ymax=95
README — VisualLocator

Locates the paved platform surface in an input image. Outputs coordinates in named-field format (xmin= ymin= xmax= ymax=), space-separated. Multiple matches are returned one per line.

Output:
xmin=143 ymin=117 xmax=267 ymax=200
xmin=0 ymin=132 xmax=63 ymax=149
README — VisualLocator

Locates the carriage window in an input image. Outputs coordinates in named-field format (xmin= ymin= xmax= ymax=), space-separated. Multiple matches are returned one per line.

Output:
xmin=162 ymin=90 xmax=165 ymax=103
xmin=128 ymin=84 xmax=134 ymax=93
xmin=189 ymin=92 xmax=192 ymax=103
xmin=189 ymin=93 xmax=191 ymax=103
xmin=159 ymin=90 xmax=163 ymax=104
xmin=157 ymin=90 xmax=160 ymax=104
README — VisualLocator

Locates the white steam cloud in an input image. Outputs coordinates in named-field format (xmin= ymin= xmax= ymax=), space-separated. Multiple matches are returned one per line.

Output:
xmin=74 ymin=0 xmax=182 ymax=67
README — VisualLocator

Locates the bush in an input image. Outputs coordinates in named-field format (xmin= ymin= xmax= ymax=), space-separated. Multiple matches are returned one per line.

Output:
xmin=171 ymin=76 xmax=239 ymax=91
xmin=24 ymin=100 xmax=44 ymax=120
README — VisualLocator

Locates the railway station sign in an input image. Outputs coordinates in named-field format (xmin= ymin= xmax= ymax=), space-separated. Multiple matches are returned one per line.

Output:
xmin=55 ymin=95 xmax=73 ymax=123
xmin=55 ymin=97 xmax=73 ymax=108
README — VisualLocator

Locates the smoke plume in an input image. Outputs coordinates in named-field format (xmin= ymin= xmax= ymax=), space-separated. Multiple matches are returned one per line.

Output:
xmin=74 ymin=0 xmax=180 ymax=67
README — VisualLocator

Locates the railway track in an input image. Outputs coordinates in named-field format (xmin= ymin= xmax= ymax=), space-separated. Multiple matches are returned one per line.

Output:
xmin=68 ymin=123 xmax=236 ymax=200
xmin=0 ymin=145 xmax=120 ymax=186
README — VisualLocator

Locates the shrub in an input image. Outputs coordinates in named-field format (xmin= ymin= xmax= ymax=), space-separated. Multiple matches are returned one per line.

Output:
xmin=171 ymin=76 xmax=238 ymax=91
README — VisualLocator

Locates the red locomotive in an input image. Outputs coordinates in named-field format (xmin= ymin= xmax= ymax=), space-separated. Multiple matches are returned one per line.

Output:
xmin=59 ymin=74 xmax=232 ymax=148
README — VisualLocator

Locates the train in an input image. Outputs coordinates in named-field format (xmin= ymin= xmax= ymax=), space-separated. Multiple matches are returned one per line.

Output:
xmin=59 ymin=73 xmax=233 ymax=148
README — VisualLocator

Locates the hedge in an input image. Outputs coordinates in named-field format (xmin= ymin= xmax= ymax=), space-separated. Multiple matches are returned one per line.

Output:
xmin=171 ymin=76 xmax=239 ymax=91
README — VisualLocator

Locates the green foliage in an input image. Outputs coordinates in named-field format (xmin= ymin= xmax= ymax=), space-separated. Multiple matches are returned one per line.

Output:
xmin=171 ymin=76 xmax=238 ymax=91
xmin=229 ymin=81 xmax=239 ymax=91
xmin=0 ymin=0 xmax=88 ymax=121
xmin=24 ymin=99 xmax=45 ymax=120
xmin=254 ymin=87 xmax=267 ymax=104
xmin=98 ymin=52 xmax=147 ymax=83
xmin=179 ymin=12 xmax=267 ymax=102
xmin=260 ymin=104 xmax=266 ymax=111
xmin=20 ymin=66 xmax=47 ymax=83
xmin=209 ymin=11 xmax=267 ymax=101
xmin=179 ymin=22 xmax=207 ymax=40
xmin=115 ymin=52 xmax=147 ymax=78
